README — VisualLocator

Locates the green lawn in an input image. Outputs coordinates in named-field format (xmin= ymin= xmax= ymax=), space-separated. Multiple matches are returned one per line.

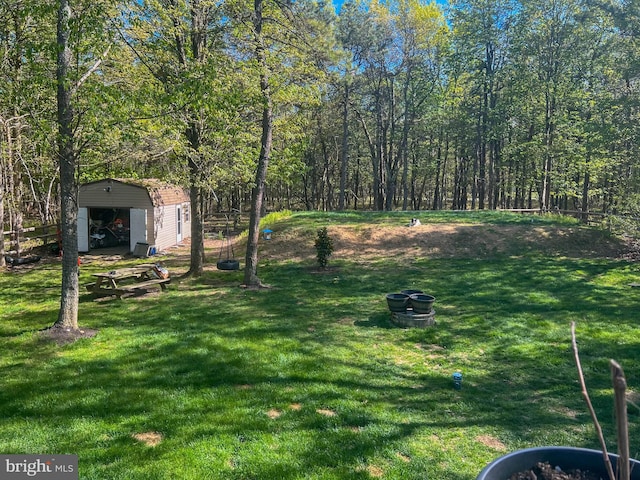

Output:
xmin=1 ymin=211 xmax=639 ymax=479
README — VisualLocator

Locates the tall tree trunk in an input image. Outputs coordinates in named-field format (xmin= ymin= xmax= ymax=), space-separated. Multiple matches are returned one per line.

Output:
xmin=0 ymin=133 xmax=4 ymax=268
xmin=440 ymin=134 xmax=450 ymax=209
xmin=55 ymin=0 xmax=79 ymax=330
xmin=489 ymin=85 xmax=499 ymax=209
xmin=491 ymin=138 xmax=501 ymax=209
xmin=384 ymin=77 xmax=396 ymax=211
xmin=581 ymin=156 xmax=590 ymax=222
xmin=433 ymin=130 xmax=443 ymax=210
xmin=181 ymin=0 xmax=209 ymax=277
xmin=478 ymin=81 xmax=488 ymax=210
xmin=186 ymin=123 xmax=205 ymax=276
xmin=189 ymin=180 xmax=205 ymax=275
xmin=541 ymin=90 xmax=555 ymax=211
xmin=471 ymin=128 xmax=479 ymax=209
xmin=243 ymin=0 xmax=272 ymax=287
xmin=375 ymin=90 xmax=385 ymax=211
xmin=316 ymin=116 xmax=329 ymax=210
xmin=4 ymin=117 xmax=25 ymax=258
xmin=400 ymin=72 xmax=411 ymax=211
xmin=338 ymin=82 xmax=349 ymax=211
xmin=354 ymin=107 xmax=380 ymax=211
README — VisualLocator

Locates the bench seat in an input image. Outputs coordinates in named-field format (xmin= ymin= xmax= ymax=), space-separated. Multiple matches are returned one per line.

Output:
xmin=87 ymin=277 xmax=170 ymax=298
xmin=119 ymin=277 xmax=171 ymax=292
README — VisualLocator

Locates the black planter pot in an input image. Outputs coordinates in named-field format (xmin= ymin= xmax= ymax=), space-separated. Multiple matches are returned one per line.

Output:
xmin=400 ymin=289 xmax=423 ymax=296
xmin=409 ymin=294 xmax=435 ymax=314
xmin=476 ymin=446 xmax=640 ymax=480
xmin=386 ymin=293 xmax=410 ymax=313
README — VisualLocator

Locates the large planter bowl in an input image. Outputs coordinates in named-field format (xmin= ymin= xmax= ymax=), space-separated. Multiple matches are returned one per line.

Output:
xmin=409 ymin=294 xmax=435 ymax=314
xmin=401 ymin=289 xmax=423 ymax=296
xmin=476 ymin=446 xmax=640 ymax=480
xmin=386 ymin=293 xmax=410 ymax=313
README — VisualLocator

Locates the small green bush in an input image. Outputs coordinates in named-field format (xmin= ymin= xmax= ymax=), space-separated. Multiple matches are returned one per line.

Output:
xmin=314 ymin=227 xmax=334 ymax=268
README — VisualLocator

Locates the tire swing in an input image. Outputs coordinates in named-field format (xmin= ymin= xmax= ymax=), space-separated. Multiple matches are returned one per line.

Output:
xmin=216 ymin=219 xmax=240 ymax=271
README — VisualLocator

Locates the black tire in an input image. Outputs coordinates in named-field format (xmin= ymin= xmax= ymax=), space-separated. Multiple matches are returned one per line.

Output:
xmin=217 ymin=259 xmax=240 ymax=270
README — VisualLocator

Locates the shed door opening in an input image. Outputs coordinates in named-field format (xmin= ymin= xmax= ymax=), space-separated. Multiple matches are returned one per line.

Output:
xmin=88 ymin=208 xmax=131 ymax=249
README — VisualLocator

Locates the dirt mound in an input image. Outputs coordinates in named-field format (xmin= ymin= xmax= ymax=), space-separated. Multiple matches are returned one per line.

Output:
xmin=139 ymin=222 xmax=629 ymax=270
xmin=256 ymin=223 xmax=628 ymax=263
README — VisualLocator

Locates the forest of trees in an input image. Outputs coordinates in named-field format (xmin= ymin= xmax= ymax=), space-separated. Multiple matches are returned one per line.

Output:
xmin=2 ymin=0 xmax=640 ymax=229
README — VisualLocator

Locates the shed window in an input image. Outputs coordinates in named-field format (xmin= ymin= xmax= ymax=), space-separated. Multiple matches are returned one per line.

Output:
xmin=184 ymin=204 xmax=190 ymax=222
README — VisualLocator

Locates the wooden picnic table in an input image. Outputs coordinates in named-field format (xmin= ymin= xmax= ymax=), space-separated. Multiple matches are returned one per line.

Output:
xmin=87 ymin=264 xmax=170 ymax=298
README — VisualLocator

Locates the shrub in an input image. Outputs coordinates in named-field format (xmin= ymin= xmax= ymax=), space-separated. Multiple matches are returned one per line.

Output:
xmin=314 ymin=227 xmax=334 ymax=268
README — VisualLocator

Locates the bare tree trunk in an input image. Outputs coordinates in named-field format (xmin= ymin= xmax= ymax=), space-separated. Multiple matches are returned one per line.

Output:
xmin=354 ymin=107 xmax=380 ymax=210
xmin=399 ymin=74 xmax=411 ymax=211
xmin=3 ymin=116 xmax=26 ymax=258
xmin=541 ymin=90 xmax=555 ymax=211
xmin=184 ymin=121 xmax=205 ymax=276
xmin=243 ymin=0 xmax=272 ymax=287
xmin=189 ymin=181 xmax=205 ymax=275
xmin=338 ymin=82 xmax=349 ymax=211
xmin=188 ymin=1 xmax=208 ymax=276
xmin=0 ymin=131 xmax=4 ymax=268
xmin=179 ymin=0 xmax=209 ymax=277
xmin=581 ymin=155 xmax=590 ymax=222
xmin=478 ymin=83 xmax=488 ymax=210
xmin=433 ymin=132 xmax=443 ymax=210
xmin=54 ymin=0 xmax=79 ymax=330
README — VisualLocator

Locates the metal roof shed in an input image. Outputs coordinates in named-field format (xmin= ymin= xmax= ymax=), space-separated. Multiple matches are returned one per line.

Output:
xmin=78 ymin=178 xmax=191 ymax=253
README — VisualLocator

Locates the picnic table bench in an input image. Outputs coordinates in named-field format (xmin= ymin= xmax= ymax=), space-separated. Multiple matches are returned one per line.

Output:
xmin=87 ymin=264 xmax=170 ymax=298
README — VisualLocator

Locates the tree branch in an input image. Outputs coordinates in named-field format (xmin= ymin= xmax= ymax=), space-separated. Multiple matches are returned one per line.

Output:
xmin=70 ymin=43 xmax=112 ymax=96
xmin=571 ymin=322 xmax=616 ymax=480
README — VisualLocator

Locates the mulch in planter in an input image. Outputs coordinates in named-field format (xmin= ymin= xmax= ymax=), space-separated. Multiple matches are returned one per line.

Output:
xmin=509 ymin=461 xmax=605 ymax=480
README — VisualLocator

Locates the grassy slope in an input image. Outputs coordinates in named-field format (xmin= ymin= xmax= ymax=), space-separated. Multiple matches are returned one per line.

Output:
xmin=1 ymin=211 xmax=638 ymax=480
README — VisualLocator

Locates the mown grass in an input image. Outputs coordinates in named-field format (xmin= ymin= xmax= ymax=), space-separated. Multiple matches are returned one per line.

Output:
xmin=1 ymin=211 xmax=639 ymax=480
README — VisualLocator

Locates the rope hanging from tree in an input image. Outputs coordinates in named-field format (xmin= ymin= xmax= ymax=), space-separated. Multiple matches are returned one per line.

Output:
xmin=216 ymin=216 xmax=240 ymax=270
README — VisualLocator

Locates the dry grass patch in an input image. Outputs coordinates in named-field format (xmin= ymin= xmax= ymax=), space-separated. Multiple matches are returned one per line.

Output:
xmin=367 ymin=465 xmax=385 ymax=477
xmin=475 ymin=435 xmax=507 ymax=451
xmin=336 ymin=317 xmax=355 ymax=325
xmin=316 ymin=408 xmax=337 ymax=417
xmin=396 ymin=452 xmax=411 ymax=462
xmin=132 ymin=431 xmax=163 ymax=447
xmin=266 ymin=409 xmax=282 ymax=419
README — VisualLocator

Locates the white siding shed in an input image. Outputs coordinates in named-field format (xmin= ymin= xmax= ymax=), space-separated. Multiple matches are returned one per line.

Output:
xmin=78 ymin=178 xmax=191 ymax=253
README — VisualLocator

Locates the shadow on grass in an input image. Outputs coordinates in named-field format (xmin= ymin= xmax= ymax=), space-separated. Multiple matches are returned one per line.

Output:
xmin=354 ymin=313 xmax=395 ymax=329
xmin=1 ymin=242 xmax=639 ymax=479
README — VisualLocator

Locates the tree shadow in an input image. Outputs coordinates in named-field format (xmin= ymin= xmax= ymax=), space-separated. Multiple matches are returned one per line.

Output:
xmin=354 ymin=313 xmax=396 ymax=329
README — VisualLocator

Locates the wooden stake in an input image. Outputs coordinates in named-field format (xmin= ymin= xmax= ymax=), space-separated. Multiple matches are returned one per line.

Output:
xmin=611 ymin=359 xmax=630 ymax=480
xmin=571 ymin=322 xmax=616 ymax=480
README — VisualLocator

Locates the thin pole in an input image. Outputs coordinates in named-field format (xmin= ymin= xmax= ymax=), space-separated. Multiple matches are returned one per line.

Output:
xmin=611 ymin=359 xmax=630 ymax=480
xmin=571 ymin=322 xmax=616 ymax=480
